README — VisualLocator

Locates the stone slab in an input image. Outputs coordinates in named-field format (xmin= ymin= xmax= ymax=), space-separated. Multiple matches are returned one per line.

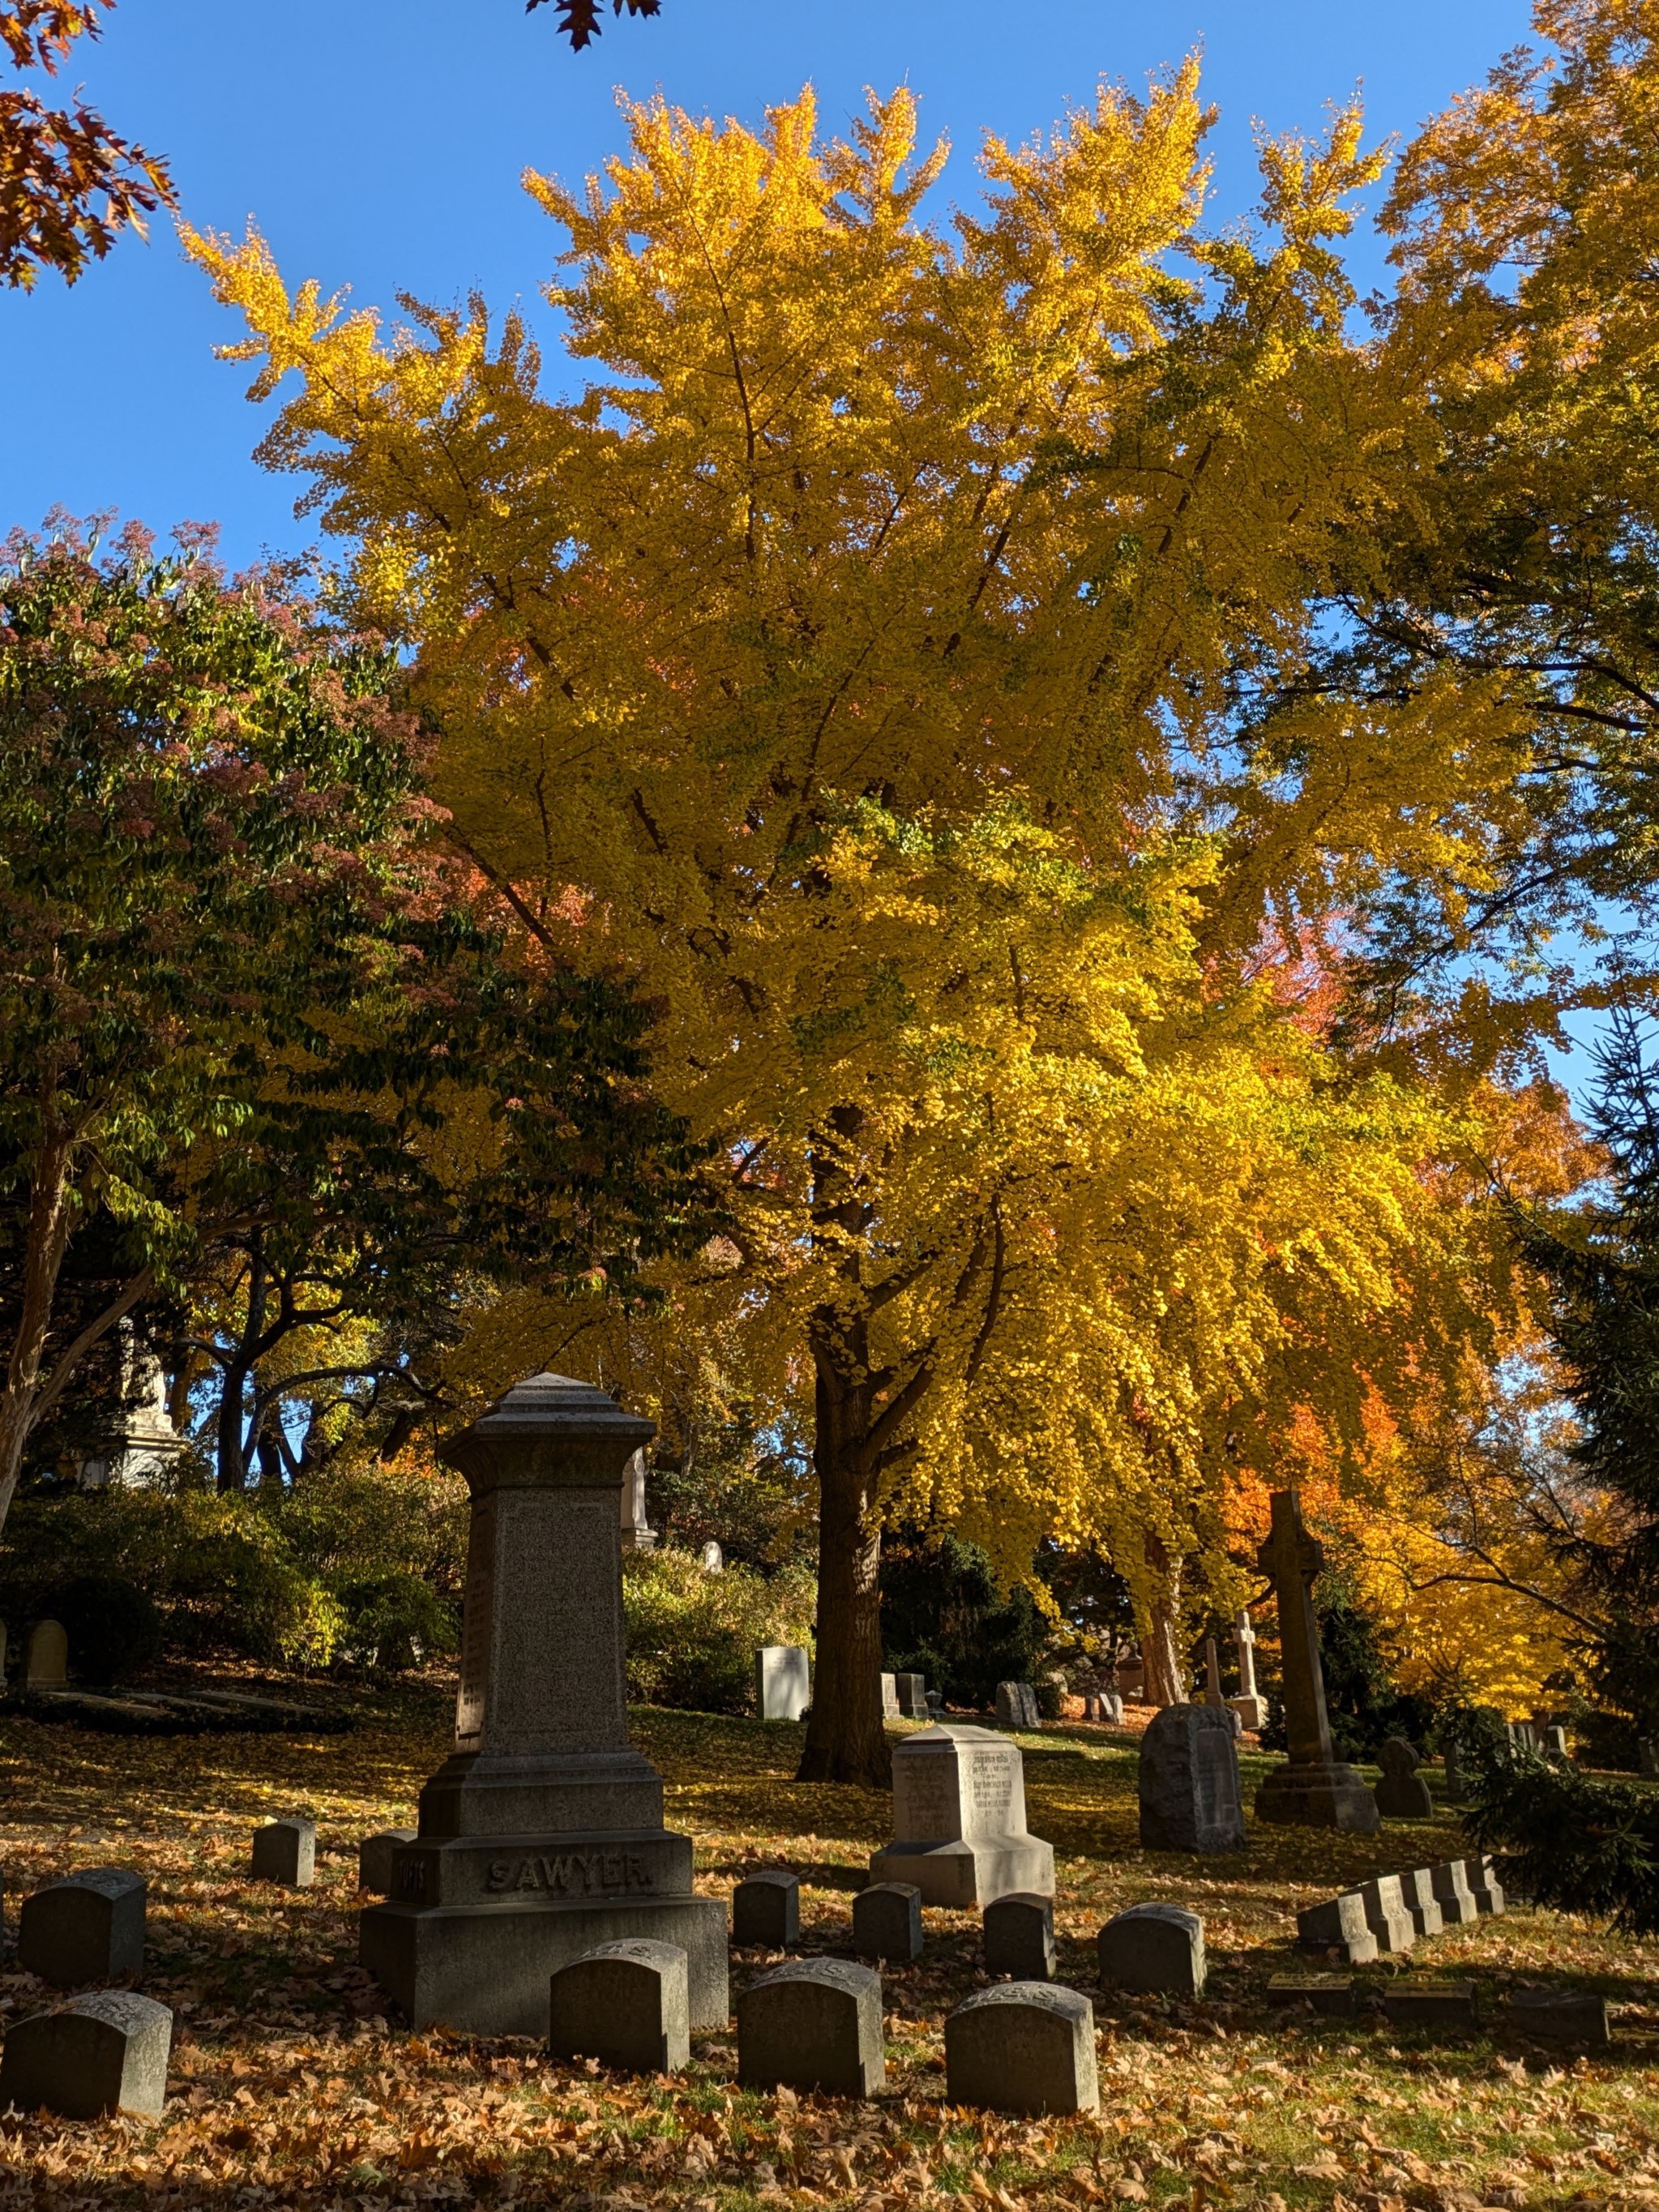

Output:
xmin=1462 ymin=1855 xmax=1507 ymax=1916
xmin=853 ymin=1882 xmax=921 ymax=1962
xmin=548 ymin=1937 xmax=690 ymax=2073
xmin=870 ymin=1836 xmax=1054 ymax=1910
xmin=360 ymin=1893 xmax=729 ymax=2035
xmin=358 ymin=1830 xmax=417 ymax=1897
xmin=1295 ymin=1891 xmax=1379 ymax=1965
xmin=737 ymin=1958 xmax=884 ymax=2098
xmin=0 ymin=1991 xmax=170 ymax=2118
xmin=1267 ymin=1973 xmax=1355 ymax=2016
xmin=733 ymin=1871 xmax=800 ymax=1949
xmin=983 ymin=1892 xmax=1054 ymax=1982
xmin=756 ymin=1646 xmax=810 ymax=1724
xmin=1395 ymin=1868 xmax=1445 ymax=1940
xmin=894 ymin=1673 xmax=928 ymax=1721
xmin=1138 ymin=1704 xmax=1246 ymax=1855
xmin=1427 ymin=1859 xmax=1479 ymax=1927
xmin=18 ymin=1868 xmax=145 ymax=1987
xmin=994 ymin=1682 xmax=1040 ymax=1731
xmin=1383 ymin=1981 xmax=1478 ymax=2030
xmin=251 ymin=1820 xmax=315 ymax=1888
xmin=945 ymin=1983 xmax=1098 ymax=2116
xmin=1355 ymin=1875 xmax=1415 ymax=1953
xmin=1507 ymin=1988 xmax=1612 ymax=2046
xmin=1097 ymin=1903 xmax=1205 ymax=1997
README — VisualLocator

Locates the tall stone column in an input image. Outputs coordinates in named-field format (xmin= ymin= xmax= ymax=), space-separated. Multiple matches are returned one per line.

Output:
xmin=359 ymin=1373 xmax=729 ymax=2032
xmin=1253 ymin=1489 xmax=1379 ymax=1831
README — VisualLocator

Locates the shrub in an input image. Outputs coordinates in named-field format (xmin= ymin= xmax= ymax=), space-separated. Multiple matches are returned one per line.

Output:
xmin=622 ymin=1547 xmax=815 ymax=1714
xmin=49 ymin=1573 xmax=162 ymax=1683
xmin=336 ymin=1572 xmax=456 ymax=1672
xmin=1461 ymin=1731 xmax=1659 ymax=1931
xmin=879 ymin=1537 xmax=1045 ymax=1708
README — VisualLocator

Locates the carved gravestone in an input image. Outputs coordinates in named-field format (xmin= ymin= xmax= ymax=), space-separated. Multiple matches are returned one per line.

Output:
xmin=1137 ymin=1705 xmax=1246 ymax=1854
xmin=756 ymin=1646 xmax=810 ymax=1722
xmin=358 ymin=1373 xmax=729 ymax=2036
xmin=870 ymin=1725 xmax=1054 ymax=1906
xmin=1253 ymin=1491 xmax=1379 ymax=1832
xmin=994 ymin=1682 xmax=1040 ymax=1731
xmin=1375 ymin=1738 xmax=1435 ymax=1820
xmin=1229 ymin=1611 xmax=1268 ymax=1732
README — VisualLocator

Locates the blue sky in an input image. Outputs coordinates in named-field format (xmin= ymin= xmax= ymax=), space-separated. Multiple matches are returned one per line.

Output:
xmin=1 ymin=0 xmax=1537 ymax=570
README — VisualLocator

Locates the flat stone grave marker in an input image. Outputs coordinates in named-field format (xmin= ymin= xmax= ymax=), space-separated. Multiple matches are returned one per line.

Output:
xmin=19 ymin=1868 xmax=146 ymax=1986
xmin=733 ymin=1871 xmax=800 ymax=1949
xmin=1295 ymin=1891 xmax=1379 ymax=1965
xmin=1355 ymin=1874 xmax=1415 ymax=1953
xmin=870 ymin=1724 xmax=1054 ymax=1907
xmin=1396 ymin=1867 xmax=1445 ymax=1939
xmin=1375 ymin=1738 xmax=1435 ymax=1820
xmin=737 ymin=1958 xmax=885 ymax=2098
xmin=994 ymin=1681 xmax=1039 ymax=1730
xmin=548 ymin=1937 xmax=690 ymax=2074
xmin=756 ymin=1646 xmax=810 ymax=1723
xmin=1267 ymin=1972 xmax=1355 ymax=2017
xmin=358 ymin=1829 xmax=417 ymax=1897
xmin=1507 ymin=1988 xmax=1611 ymax=2046
xmin=1254 ymin=1491 xmax=1379 ymax=1831
xmin=359 ymin=1372 xmax=729 ymax=2035
xmin=1097 ymin=1903 xmax=1205 ymax=1997
xmin=0 ymin=1991 xmax=171 ymax=2118
xmin=945 ymin=1983 xmax=1099 ymax=2116
xmin=853 ymin=1881 xmax=922 ymax=1962
xmin=1429 ymin=1859 xmax=1479 ymax=1926
xmin=1138 ymin=1704 xmax=1246 ymax=1854
xmin=983 ymin=1892 xmax=1054 ymax=1982
xmin=251 ymin=1819 xmax=316 ymax=1888
xmin=25 ymin=1619 xmax=67 ymax=1690
xmin=1383 ymin=1981 xmax=1478 ymax=2030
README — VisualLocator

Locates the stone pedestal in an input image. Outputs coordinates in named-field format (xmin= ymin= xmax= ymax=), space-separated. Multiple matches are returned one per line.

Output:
xmin=870 ymin=1725 xmax=1054 ymax=1906
xmin=1253 ymin=1491 xmax=1379 ymax=1833
xmin=360 ymin=1373 xmax=729 ymax=2035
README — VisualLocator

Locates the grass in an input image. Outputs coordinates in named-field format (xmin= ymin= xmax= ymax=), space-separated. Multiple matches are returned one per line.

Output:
xmin=0 ymin=1687 xmax=1657 ymax=2210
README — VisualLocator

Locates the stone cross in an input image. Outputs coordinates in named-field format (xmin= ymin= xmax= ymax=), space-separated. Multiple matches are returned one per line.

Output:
xmin=1229 ymin=1610 xmax=1268 ymax=1731
xmin=1254 ymin=1489 xmax=1379 ymax=1832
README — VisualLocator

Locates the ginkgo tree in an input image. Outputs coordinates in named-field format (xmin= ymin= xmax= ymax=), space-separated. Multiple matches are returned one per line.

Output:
xmin=188 ymin=74 xmax=1550 ymax=1784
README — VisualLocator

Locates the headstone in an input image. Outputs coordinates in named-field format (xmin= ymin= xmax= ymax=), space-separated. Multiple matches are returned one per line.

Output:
xmin=699 ymin=1540 xmax=724 ymax=1572
xmin=1510 ymin=1719 xmax=1539 ymax=1752
xmin=983 ymin=1891 xmax=1054 ymax=1982
xmin=251 ymin=1818 xmax=316 ymax=1888
xmin=994 ymin=1681 xmax=1040 ymax=1730
xmin=1641 ymin=1737 xmax=1659 ymax=1779
xmin=1427 ymin=1859 xmax=1479 ymax=1927
xmin=894 ymin=1671 xmax=929 ymax=1721
xmin=1253 ymin=1491 xmax=1380 ymax=1832
xmin=737 ymin=1958 xmax=885 ymax=2097
xmin=1100 ymin=1689 xmax=1125 ymax=1725
xmin=1375 ymin=1738 xmax=1435 ymax=1820
xmin=1461 ymin=1855 xmax=1506 ymax=1916
xmin=870 ymin=1725 xmax=1054 ymax=1906
xmin=1229 ymin=1611 xmax=1268 ymax=1732
xmin=1441 ymin=1741 xmax=1469 ymax=1803
xmin=756 ymin=1645 xmax=810 ymax=1723
xmin=853 ymin=1881 xmax=922 ymax=1962
xmin=1542 ymin=1723 xmax=1571 ymax=1761
xmin=1395 ymin=1868 xmax=1445 ymax=1939
xmin=1354 ymin=1874 xmax=1415 ymax=1953
xmin=19 ymin=1868 xmax=146 ymax=1986
xmin=733 ymin=1871 xmax=800 ymax=1949
xmin=358 ymin=1372 xmax=730 ymax=2036
xmin=358 ymin=1829 xmax=417 ymax=1897
xmin=945 ymin=1983 xmax=1098 ymax=2116
xmin=548 ymin=1937 xmax=689 ymax=2073
xmin=1097 ymin=1902 xmax=1205 ymax=1997
xmin=1507 ymin=1987 xmax=1611 ymax=2046
xmin=1294 ymin=1891 xmax=1379 ymax=1965
xmin=925 ymin=1689 xmax=944 ymax=1719
xmin=1383 ymin=1981 xmax=1478 ymax=2030
xmin=0 ymin=1991 xmax=171 ymax=2118
xmin=25 ymin=1619 xmax=68 ymax=1690
xmin=617 ymin=1448 xmax=657 ymax=1553
xmin=1204 ymin=1637 xmax=1227 ymax=1709
xmin=880 ymin=1673 xmax=900 ymax=1720
xmin=1137 ymin=1704 xmax=1246 ymax=1854
xmin=1268 ymin=1972 xmax=1355 ymax=2016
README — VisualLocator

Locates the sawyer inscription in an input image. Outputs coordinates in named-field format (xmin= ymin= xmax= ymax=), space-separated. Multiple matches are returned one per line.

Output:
xmin=486 ymin=1850 xmax=656 ymax=1897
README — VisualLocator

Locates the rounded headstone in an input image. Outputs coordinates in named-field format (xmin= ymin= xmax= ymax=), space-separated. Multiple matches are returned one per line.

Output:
xmin=733 ymin=1870 xmax=801 ymax=1949
xmin=945 ymin=1983 xmax=1099 ymax=2115
xmin=853 ymin=1881 xmax=922 ymax=1962
xmin=1374 ymin=1737 xmax=1435 ymax=1821
xmin=737 ymin=1957 xmax=885 ymax=2098
xmin=0 ymin=1991 xmax=171 ymax=2118
xmin=549 ymin=1937 xmax=690 ymax=2074
xmin=1137 ymin=1705 xmax=1246 ymax=1854
xmin=251 ymin=1818 xmax=316 ymax=1888
xmin=357 ymin=1829 xmax=418 ymax=1898
xmin=1097 ymin=1902 xmax=1206 ymax=1997
xmin=983 ymin=1891 xmax=1055 ymax=1982
xmin=19 ymin=1868 xmax=146 ymax=1987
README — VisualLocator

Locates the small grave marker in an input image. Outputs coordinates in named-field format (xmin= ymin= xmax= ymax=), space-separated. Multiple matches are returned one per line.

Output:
xmin=983 ymin=1892 xmax=1054 ymax=1982
xmin=0 ymin=1991 xmax=171 ymax=2119
xmin=1097 ymin=1902 xmax=1205 ymax=1997
xmin=250 ymin=1818 xmax=316 ymax=1888
xmin=1428 ymin=1859 xmax=1479 ymax=1926
xmin=737 ymin=1958 xmax=885 ymax=2097
xmin=1383 ymin=1981 xmax=1478 ymax=2030
xmin=357 ymin=1829 xmax=417 ymax=1897
xmin=853 ymin=1882 xmax=922 ymax=1962
xmin=25 ymin=1619 xmax=67 ymax=1690
xmin=894 ymin=1672 xmax=929 ymax=1720
xmin=1295 ymin=1891 xmax=1379 ymax=1965
xmin=945 ymin=1983 xmax=1098 ymax=2116
xmin=994 ymin=1682 xmax=1040 ymax=1730
xmin=1462 ymin=1855 xmax=1507 ymax=1916
xmin=1354 ymin=1874 xmax=1415 ymax=1953
xmin=19 ymin=1868 xmax=145 ymax=1987
xmin=755 ymin=1646 xmax=810 ymax=1723
xmin=1268 ymin=1972 xmax=1355 ymax=2016
xmin=1507 ymin=1987 xmax=1611 ymax=2046
xmin=733 ymin=1871 xmax=800 ymax=1949
xmin=1375 ymin=1738 xmax=1435 ymax=1820
xmin=548 ymin=1937 xmax=690 ymax=2073
xmin=1396 ymin=1867 xmax=1445 ymax=1939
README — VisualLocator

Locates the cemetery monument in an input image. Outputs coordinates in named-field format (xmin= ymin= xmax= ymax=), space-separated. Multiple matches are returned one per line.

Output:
xmin=1229 ymin=1610 xmax=1268 ymax=1731
xmin=870 ymin=1723 xmax=1054 ymax=1906
xmin=1137 ymin=1703 xmax=1246 ymax=1853
xmin=1253 ymin=1489 xmax=1380 ymax=1831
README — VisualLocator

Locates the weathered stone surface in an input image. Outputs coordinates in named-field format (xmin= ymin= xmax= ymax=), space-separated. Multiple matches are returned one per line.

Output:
xmin=19 ymin=1868 xmax=145 ymax=1987
xmin=983 ymin=1892 xmax=1054 ymax=1982
xmin=1542 ymin=1723 xmax=1571 ymax=1760
xmin=251 ymin=1820 xmax=316 ymax=1889
xmin=1354 ymin=1875 xmax=1415 ymax=1953
xmin=733 ymin=1872 xmax=800 ymax=1950
xmin=1294 ymin=1891 xmax=1379 ymax=1965
xmin=894 ymin=1673 xmax=929 ymax=1721
xmin=870 ymin=1725 xmax=1054 ymax=1907
xmin=945 ymin=1983 xmax=1098 ymax=2116
xmin=853 ymin=1883 xmax=921 ymax=1963
xmin=1427 ymin=1859 xmax=1479 ymax=1926
xmin=1507 ymin=1987 xmax=1611 ymax=2045
xmin=994 ymin=1682 xmax=1040 ymax=1731
xmin=880 ymin=1674 xmax=900 ymax=1720
xmin=1375 ymin=1739 xmax=1435 ymax=1821
xmin=618 ymin=1448 xmax=656 ymax=1554
xmin=1461 ymin=1855 xmax=1507 ymax=1917
xmin=548 ymin=1937 xmax=690 ymax=2074
xmin=1229 ymin=1612 xmax=1268 ymax=1732
xmin=0 ymin=1991 xmax=171 ymax=2118
xmin=1137 ymin=1705 xmax=1246 ymax=1855
xmin=360 ymin=1373 xmax=729 ymax=2034
xmin=1395 ymin=1868 xmax=1445 ymax=1940
xmin=1253 ymin=1491 xmax=1381 ymax=1833
xmin=737 ymin=1959 xmax=885 ymax=2098
xmin=357 ymin=1831 xmax=417 ymax=1898
xmin=25 ymin=1619 xmax=67 ymax=1690
xmin=756 ymin=1647 xmax=810 ymax=1723
xmin=1097 ymin=1903 xmax=1205 ymax=1997
xmin=1383 ymin=1981 xmax=1478 ymax=2030
xmin=1268 ymin=1973 xmax=1355 ymax=2016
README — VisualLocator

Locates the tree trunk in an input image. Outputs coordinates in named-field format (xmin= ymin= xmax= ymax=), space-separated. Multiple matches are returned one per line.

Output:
xmin=1141 ymin=1534 xmax=1187 ymax=1707
xmin=796 ymin=1327 xmax=892 ymax=1790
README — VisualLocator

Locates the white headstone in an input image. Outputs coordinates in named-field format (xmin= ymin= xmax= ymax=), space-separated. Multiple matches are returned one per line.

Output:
xmin=870 ymin=1724 xmax=1054 ymax=1906
xmin=1229 ymin=1610 xmax=1268 ymax=1731
xmin=756 ymin=1645 xmax=810 ymax=1722
xmin=618 ymin=1448 xmax=657 ymax=1552
xmin=880 ymin=1673 xmax=900 ymax=1719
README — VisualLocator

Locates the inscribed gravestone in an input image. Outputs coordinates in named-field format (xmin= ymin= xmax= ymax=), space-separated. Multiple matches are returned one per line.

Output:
xmin=756 ymin=1646 xmax=810 ymax=1722
xmin=359 ymin=1372 xmax=729 ymax=2037
xmin=1137 ymin=1704 xmax=1246 ymax=1854
xmin=1253 ymin=1490 xmax=1380 ymax=1832
xmin=26 ymin=1619 xmax=67 ymax=1689
xmin=1375 ymin=1738 xmax=1435 ymax=1820
xmin=870 ymin=1724 xmax=1054 ymax=1906
xmin=994 ymin=1682 xmax=1039 ymax=1730
xmin=894 ymin=1672 xmax=929 ymax=1720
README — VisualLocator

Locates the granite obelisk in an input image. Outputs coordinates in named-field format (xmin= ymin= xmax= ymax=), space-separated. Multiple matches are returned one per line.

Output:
xmin=1253 ymin=1489 xmax=1379 ymax=1832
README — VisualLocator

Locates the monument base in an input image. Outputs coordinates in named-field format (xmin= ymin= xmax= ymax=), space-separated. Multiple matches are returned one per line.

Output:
xmin=1254 ymin=1761 xmax=1379 ymax=1833
xmin=869 ymin=1834 xmax=1055 ymax=1907
xmin=361 ymin=1893 xmax=730 ymax=2036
